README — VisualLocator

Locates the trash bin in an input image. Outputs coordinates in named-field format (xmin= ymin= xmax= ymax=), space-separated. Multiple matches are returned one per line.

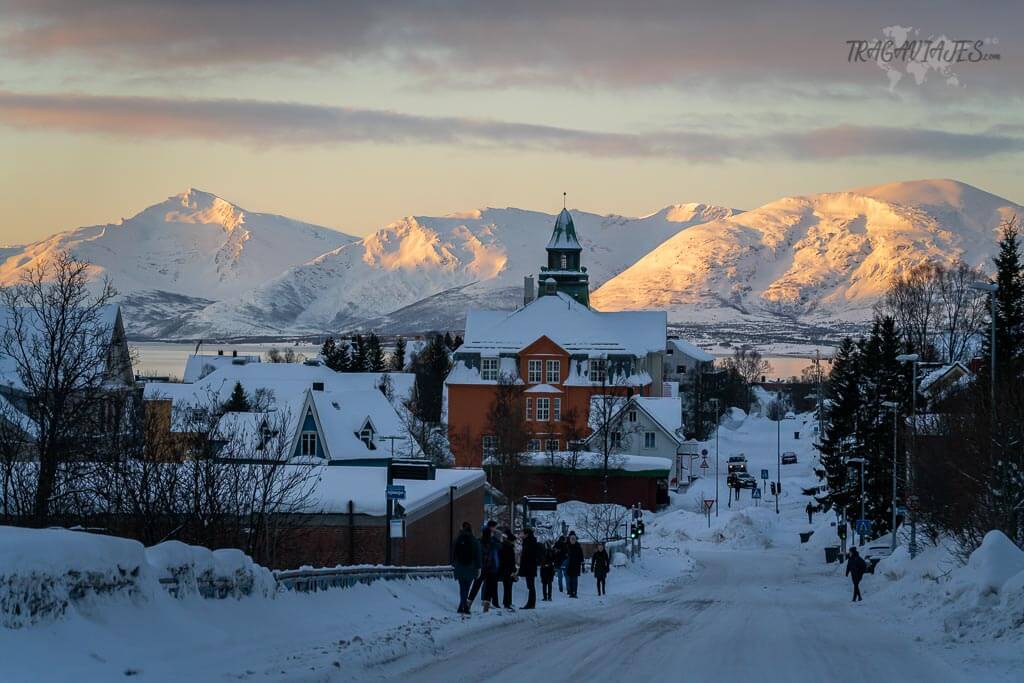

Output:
xmin=824 ymin=546 xmax=840 ymax=563
xmin=800 ymin=531 xmax=814 ymax=544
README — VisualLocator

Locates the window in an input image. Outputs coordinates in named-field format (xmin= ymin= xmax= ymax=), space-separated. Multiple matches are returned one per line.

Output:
xmin=560 ymin=254 xmax=567 ymax=269
xmin=553 ymin=397 xmax=561 ymax=421
xmin=525 ymin=397 xmax=533 ymax=421
xmin=359 ymin=427 xmax=375 ymax=448
xmin=545 ymin=439 xmax=560 ymax=452
xmin=528 ymin=439 xmax=542 ymax=452
xmin=300 ymin=431 xmax=318 ymax=457
xmin=536 ymin=397 xmax=550 ymax=421
xmin=590 ymin=359 xmax=606 ymax=383
xmin=644 ymin=432 xmax=657 ymax=449
xmin=546 ymin=359 xmax=561 ymax=384
xmin=676 ymin=365 xmax=686 ymax=374
xmin=628 ymin=409 xmax=638 ymax=423
xmin=481 ymin=357 xmax=499 ymax=381
xmin=528 ymin=359 xmax=542 ymax=383
xmin=482 ymin=435 xmax=498 ymax=455
xmin=611 ymin=431 xmax=622 ymax=448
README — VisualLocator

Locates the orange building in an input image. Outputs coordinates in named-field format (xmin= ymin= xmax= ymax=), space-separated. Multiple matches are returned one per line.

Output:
xmin=446 ymin=209 xmax=667 ymax=468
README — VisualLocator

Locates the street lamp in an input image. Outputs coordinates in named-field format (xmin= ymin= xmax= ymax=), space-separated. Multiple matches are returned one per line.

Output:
xmin=895 ymin=353 xmax=919 ymax=558
xmin=710 ymin=397 xmax=721 ymax=516
xmin=847 ymin=456 xmax=866 ymax=545
xmin=968 ymin=281 xmax=998 ymax=411
xmin=881 ymin=400 xmax=899 ymax=552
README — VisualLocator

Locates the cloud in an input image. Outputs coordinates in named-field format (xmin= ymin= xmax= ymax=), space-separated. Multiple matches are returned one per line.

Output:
xmin=2 ymin=1 xmax=1020 ymax=94
xmin=1 ymin=90 xmax=1021 ymax=162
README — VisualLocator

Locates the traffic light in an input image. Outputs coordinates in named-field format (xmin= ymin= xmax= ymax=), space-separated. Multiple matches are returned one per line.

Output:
xmin=770 ymin=482 xmax=777 ymax=496
xmin=637 ymin=520 xmax=645 ymax=536
xmin=629 ymin=524 xmax=638 ymax=539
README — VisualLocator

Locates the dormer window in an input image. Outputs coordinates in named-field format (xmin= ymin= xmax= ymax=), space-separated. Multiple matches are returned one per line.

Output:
xmin=480 ymin=357 xmax=499 ymax=381
xmin=300 ymin=431 xmax=318 ymax=457
xmin=589 ymin=359 xmax=607 ymax=383
xmin=357 ymin=419 xmax=376 ymax=449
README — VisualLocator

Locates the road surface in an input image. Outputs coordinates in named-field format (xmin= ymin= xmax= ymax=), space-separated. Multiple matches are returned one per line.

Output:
xmin=345 ymin=547 xmax=965 ymax=682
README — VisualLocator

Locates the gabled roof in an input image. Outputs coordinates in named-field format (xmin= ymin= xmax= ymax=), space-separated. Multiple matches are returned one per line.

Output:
xmin=183 ymin=353 xmax=261 ymax=383
xmin=585 ymin=395 xmax=684 ymax=446
xmin=461 ymin=292 xmax=665 ymax=357
xmin=667 ymin=338 xmax=714 ymax=363
xmin=919 ymin=362 xmax=972 ymax=396
xmin=546 ymin=208 xmax=581 ymax=250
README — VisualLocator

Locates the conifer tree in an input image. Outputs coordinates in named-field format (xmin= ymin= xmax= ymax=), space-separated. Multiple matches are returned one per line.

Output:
xmin=982 ymin=216 xmax=1024 ymax=386
xmin=350 ymin=334 xmax=367 ymax=372
xmin=366 ymin=333 xmax=387 ymax=372
xmin=817 ymin=337 xmax=862 ymax=519
xmin=411 ymin=335 xmax=451 ymax=423
xmin=224 ymin=381 xmax=251 ymax=412
xmin=390 ymin=336 xmax=407 ymax=372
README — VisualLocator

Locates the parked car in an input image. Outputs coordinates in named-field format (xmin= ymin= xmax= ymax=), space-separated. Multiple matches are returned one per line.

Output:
xmin=862 ymin=536 xmax=894 ymax=572
xmin=728 ymin=472 xmax=758 ymax=489
xmin=781 ymin=452 xmax=798 ymax=465
xmin=727 ymin=454 xmax=748 ymax=473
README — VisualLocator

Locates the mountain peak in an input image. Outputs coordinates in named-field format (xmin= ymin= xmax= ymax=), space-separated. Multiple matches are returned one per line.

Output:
xmin=849 ymin=178 xmax=1006 ymax=210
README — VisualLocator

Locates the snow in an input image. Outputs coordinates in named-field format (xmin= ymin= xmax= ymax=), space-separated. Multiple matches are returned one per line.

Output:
xmin=182 ymin=352 xmax=261 ymax=383
xmin=667 ymin=337 xmax=714 ymax=362
xmin=302 ymin=466 xmax=485 ymax=516
xmin=632 ymin=395 xmax=683 ymax=436
xmin=512 ymin=450 xmax=671 ymax=474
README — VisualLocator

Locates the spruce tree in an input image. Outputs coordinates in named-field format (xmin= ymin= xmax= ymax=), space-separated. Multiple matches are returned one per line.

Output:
xmin=982 ymin=217 xmax=1024 ymax=386
xmin=411 ymin=335 xmax=451 ymax=423
xmin=390 ymin=336 xmax=407 ymax=371
xmin=350 ymin=334 xmax=367 ymax=372
xmin=224 ymin=381 xmax=251 ymax=412
xmin=366 ymin=333 xmax=387 ymax=372
xmin=817 ymin=337 xmax=862 ymax=519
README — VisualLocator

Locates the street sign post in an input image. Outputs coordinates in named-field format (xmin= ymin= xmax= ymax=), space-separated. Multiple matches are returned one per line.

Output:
xmin=761 ymin=469 xmax=769 ymax=481
xmin=703 ymin=498 xmax=715 ymax=528
xmin=386 ymin=485 xmax=406 ymax=500
xmin=752 ymin=487 xmax=762 ymax=506
xmin=855 ymin=518 xmax=871 ymax=543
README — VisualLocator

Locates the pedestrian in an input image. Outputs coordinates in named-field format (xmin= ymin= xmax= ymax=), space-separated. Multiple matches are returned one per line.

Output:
xmin=806 ymin=501 xmax=815 ymax=525
xmin=518 ymin=528 xmax=539 ymax=609
xmin=553 ymin=534 xmax=568 ymax=593
xmin=467 ymin=524 xmax=496 ymax=610
xmin=846 ymin=547 xmax=867 ymax=602
xmin=539 ymin=541 xmax=555 ymax=601
xmin=499 ymin=530 xmax=518 ymax=609
xmin=565 ymin=532 xmax=584 ymax=598
xmin=590 ymin=542 xmax=610 ymax=596
xmin=452 ymin=522 xmax=480 ymax=614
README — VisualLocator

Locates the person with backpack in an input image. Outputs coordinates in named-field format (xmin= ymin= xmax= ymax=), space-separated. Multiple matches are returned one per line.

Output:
xmin=518 ymin=527 xmax=539 ymax=609
xmin=498 ymin=530 xmax=518 ymax=609
xmin=590 ymin=542 xmax=610 ymax=596
xmin=452 ymin=522 xmax=480 ymax=614
xmin=553 ymin=534 xmax=568 ymax=593
xmin=565 ymin=532 xmax=584 ymax=598
xmin=539 ymin=541 xmax=555 ymax=601
xmin=846 ymin=547 xmax=867 ymax=602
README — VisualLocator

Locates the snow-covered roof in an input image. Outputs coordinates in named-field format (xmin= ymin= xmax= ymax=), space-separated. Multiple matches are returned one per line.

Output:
xmin=183 ymin=353 xmax=261 ymax=383
xmin=307 ymin=388 xmax=414 ymax=461
xmin=302 ymin=465 xmax=486 ymax=516
xmin=546 ymin=208 xmax=582 ymax=250
xmin=445 ymin=356 xmax=521 ymax=386
xmin=667 ymin=338 xmax=714 ymax=363
xmin=460 ymin=292 xmax=665 ymax=357
xmin=632 ymin=396 xmax=684 ymax=438
xmin=507 ymin=450 xmax=671 ymax=474
xmin=0 ymin=392 xmax=36 ymax=439
xmin=918 ymin=362 xmax=971 ymax=396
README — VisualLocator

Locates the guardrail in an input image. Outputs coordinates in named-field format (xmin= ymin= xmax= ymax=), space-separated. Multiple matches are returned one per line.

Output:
xmin=273 ymin=565 xmax=454 ymax=593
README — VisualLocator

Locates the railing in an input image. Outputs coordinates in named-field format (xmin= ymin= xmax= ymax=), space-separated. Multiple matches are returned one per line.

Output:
xmin=273 ymin=565 xmax=453 ymax=593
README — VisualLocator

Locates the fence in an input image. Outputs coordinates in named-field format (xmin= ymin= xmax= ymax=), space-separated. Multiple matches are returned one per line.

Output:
xmin=273 ymin=565 xmax=454 ymax=593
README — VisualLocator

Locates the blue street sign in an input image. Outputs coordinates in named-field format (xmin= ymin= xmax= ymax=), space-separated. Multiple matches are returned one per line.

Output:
xmin=386 ymin=485 xmax=406 ymax=500
xmin=752 ymin=488 xmax=762 ymax=499
xmin=855 ymin=519 xmax=872 ymax=534
xmin=760 ymin=469 xmax=769 ymax=480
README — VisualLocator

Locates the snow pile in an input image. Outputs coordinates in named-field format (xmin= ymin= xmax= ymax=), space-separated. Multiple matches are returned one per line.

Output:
xmin=874 ymin=531 xmax=1024 ymax=645
xmin=145 ymin=542 xmax=275 ymax=600
xmin=650 ymin=507 xmax=777 ymax=550
xmin=211 ymin=548 xmax=277 ymax=599
xmin=0 ymin=527 xmax=151 ymax=629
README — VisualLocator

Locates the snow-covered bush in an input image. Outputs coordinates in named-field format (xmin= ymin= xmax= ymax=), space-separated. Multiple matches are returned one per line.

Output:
xmin=211 ymin=548 xmax=277 ymax=599
xmin=0 ymin=527 xmax=151 ymax=629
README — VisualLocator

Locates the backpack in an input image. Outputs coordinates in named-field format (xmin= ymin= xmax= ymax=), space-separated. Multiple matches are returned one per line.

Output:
xmin=454 ymin=534 xmax=474 ymax=565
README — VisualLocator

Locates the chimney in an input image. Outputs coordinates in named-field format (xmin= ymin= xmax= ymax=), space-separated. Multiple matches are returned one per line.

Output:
xmin=217 ymin=349 xmax=224 ymax=356
xmin=523 ymin=275 xmax=535 ymax=305
xmin=312 ymin=381 xmax=324 ymax=391
xmin=232 ymin=350 xmax=238 ymax=358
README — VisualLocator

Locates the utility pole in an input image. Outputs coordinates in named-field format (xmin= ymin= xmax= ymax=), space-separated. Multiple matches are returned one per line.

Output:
xmin=711 ymin=398 xmax=720 ymax=516
xmin=969 ymin=281 xmax=998 ymax=418
xmin=896 ymin=354 xmax=919 ymax=558
xmin=882 ymin=401 xmax=899 ymax=552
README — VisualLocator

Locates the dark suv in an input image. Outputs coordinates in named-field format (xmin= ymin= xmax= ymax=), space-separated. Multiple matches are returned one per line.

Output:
xmin=781 ymin=452 xmax=798 ymax=465
xmin=728 ymin=472 xmax=758 ymax=489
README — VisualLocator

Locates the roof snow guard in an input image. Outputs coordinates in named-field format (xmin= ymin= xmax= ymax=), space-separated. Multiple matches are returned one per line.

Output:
xmin=546 ymin=208 xmax=582 ymax=250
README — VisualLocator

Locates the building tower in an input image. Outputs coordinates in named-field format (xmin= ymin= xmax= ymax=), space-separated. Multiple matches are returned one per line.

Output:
xmin=539 ymin=207 xmax=590 ymax=306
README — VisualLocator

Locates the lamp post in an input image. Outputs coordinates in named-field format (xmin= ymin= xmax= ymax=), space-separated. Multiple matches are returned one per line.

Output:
xmin=969 ymin=281 xmax=998 ymax=416
xmin=772 ymin=394 xmax=795 ymax=515
xmin=881 ymin=400 xmax=899 ymax=552
xmin=895 ymin=353 xmax=919 ymax=558
xmin=710 ymin=397 xmax=720 ymax=516
xmin=848 ymin=456 xmax=866 ymax=544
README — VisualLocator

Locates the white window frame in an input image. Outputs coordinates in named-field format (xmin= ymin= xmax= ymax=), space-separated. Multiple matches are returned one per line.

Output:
xmin=536 ymin=397 xmax=550 ymax=421
xmin=360 ymin=426 xmax=375 ymax=448
xmin=590 ymin=358 xmax=606 ymax=383
xmin=480 ymin=357 xmax=499 ymax=381
xmin=545 ymin=438 xmax=560 ymax=452
xmin=611 ymin=431 xmax=622 ymax=449
xmin=528 ymin=439 xmax=542 ymax=452
xmin=644 ymin=431 xmax=656 ymax=449
xmin=553 ymin=397 xmax=561 ymax=421
xmin=482 ymin=435 xmax=498 ymax=455
xmin=628 ymin=409 xmax=638 ymax=423
xmin=546 ymin=359 xmax=561 ymax=384
xmin=300 ymin=431 xmax=318 ymax=457
xmin=528 ymin=359 xmax=542 ymax=383
xmin=526 ymin=397 xmax=533 ymax=421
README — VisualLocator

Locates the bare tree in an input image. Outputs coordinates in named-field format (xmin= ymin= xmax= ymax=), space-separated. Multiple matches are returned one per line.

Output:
xmin=266 ymin=347 xmax=305 ymax=364
xmin=935 ymin=261 xmax=988 ymax=363
xmin=574 ymin=503 xmax=629 ymax=543
xmin=0 ymin=252 xmax=119 ymax=524
xmin=486 ymin=373 xmax=530 ymax=530
xmin=587 ymin=375 xmax=632 ymax=503
xmin=879 ymin=263 xmax=942 ymax=359
xmin=720 ymin=348 xmax=771 ymax=410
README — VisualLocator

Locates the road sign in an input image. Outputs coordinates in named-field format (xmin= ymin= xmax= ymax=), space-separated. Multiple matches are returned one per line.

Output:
xmin=752 ymin=488 xmax=762 ymax=499
xmin=701 ymin=448 xmax=708 ymax=456
xmin=386 ymin=485 xmax=406 ymax=500
xmin=700 ymin=458 xmax=709 ymax=471
xmin=761 ymin=469 xmax=769 ymax=480
xmin=389 ymin=518 xmax=405 ymax=538
xmin=855 ymin=519 xmax=872 ymax=535
xmin=702 ymin=499 xmax=715 ymax=512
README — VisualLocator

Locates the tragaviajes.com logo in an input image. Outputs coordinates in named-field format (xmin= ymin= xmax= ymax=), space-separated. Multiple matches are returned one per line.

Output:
xmin=847 ymin=26 xmax=999 ymax=91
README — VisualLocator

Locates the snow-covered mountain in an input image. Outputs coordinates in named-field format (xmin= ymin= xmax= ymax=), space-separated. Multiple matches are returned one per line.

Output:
xmin=591 ymin=179 xmax=1021 ymax=325
xmin=178 ymin=204 xmax=737 ymax=337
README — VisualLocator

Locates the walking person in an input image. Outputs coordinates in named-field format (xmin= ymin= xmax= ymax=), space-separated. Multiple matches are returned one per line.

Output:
xmin=553 ymin=534 xmax=568 ymax=593
xmin=499 ymin=530 xmax=518 ymax=609
xmin=518 ymin=528 xmax=539 ymax=609
xmin=452 ymin=522 xmax=480 ymax=614
xmin=467 ymin=525 xmax=498 ymax=611
xmin=590 ymin=542 xmax=610 ymax=596
xmin=806 ymin=501 xmax=815 ymax=525
xmin=539 ymin=541 xmax=555 ymax=601
xmin=846 ymin=547 xmax=867 ymax=602
xmin=565 ymin=532 xmax=584 ymax=598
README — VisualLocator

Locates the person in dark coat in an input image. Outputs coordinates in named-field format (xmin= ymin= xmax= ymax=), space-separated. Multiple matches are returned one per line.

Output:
xmin=452 ymin=522 xmax=481 ymax=614
xmin=590 ymin=542 xmax=610 ymax=596
xmin=806 ymin=501 xmax=815 ymax=525
xmin=553 ymin=534 xmax=568 ymax=592
xmin=498 ymin=532 xmax=518 ymax=609
xmin=467 ymin=526 xmax=495 ymax=610
xmin=564 ymin=532 xmax=584 ymax=598
xmin=518 ymin=528 xmax=539 ymax=609
xmin=846 ymin=547 xmax=867 ymax=602
xmin=539 ymin=542 xmax=555 ymax=601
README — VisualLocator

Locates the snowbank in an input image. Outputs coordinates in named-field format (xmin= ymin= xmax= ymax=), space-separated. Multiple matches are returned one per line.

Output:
xmin=1 ymin=527 xmax=276 ymax=629
xmin=650 ymin=507 xmax=777 ymax=550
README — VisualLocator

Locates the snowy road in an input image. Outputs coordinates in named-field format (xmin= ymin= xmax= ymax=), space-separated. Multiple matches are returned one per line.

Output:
xmin=348 ymin=548 xmax=965 ymax=683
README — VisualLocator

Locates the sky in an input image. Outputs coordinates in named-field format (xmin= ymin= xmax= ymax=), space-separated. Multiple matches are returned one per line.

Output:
xmin=1 ymin=1 xmax=1023 ymax=244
